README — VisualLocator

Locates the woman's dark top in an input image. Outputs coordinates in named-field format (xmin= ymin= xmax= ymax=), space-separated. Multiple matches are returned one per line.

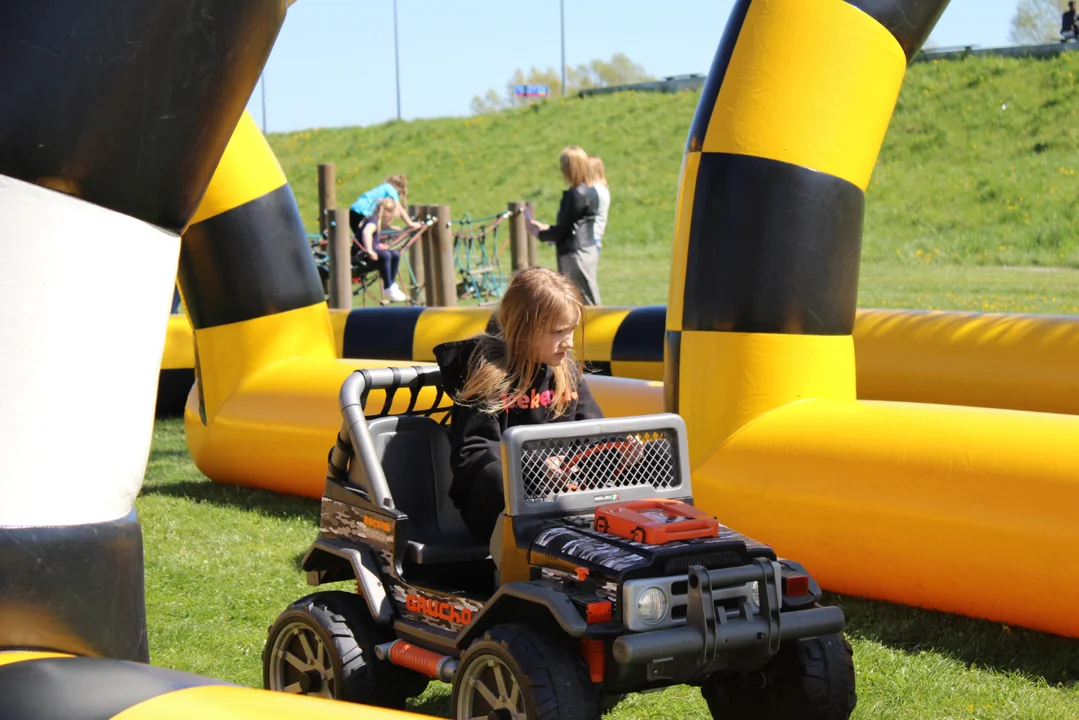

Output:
xmin=538 ymin=183 xmax=600 ymax=256
xmin=433 ymin=335 xmax=603 ymax=513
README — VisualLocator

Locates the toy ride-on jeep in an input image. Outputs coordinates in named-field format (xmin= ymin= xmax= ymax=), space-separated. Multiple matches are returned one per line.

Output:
xmin=263 ymin=366 xmax=857 ymax=719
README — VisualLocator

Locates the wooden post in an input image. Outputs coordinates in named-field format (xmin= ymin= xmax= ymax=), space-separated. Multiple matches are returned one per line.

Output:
xmin=419 ymin=205 xmax=437 ymax=306
xmin=525 ymin=200 xmax=539 ymax=268
xmin=328 ymin=207 xmax=352 ymax=309
xmin=431 ymin=205 xmax=457 ymax=307
xmin=508 ymin=201 xmax=529 ymax=272
xmin=317 ymin=163 xmax=336 ymax=241
xmin=407 ymin=204 xmax=426 ymax=304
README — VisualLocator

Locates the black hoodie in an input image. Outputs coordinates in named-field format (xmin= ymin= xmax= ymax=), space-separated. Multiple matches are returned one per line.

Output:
xmin=433 ymin=335 xmax=603 ymax=517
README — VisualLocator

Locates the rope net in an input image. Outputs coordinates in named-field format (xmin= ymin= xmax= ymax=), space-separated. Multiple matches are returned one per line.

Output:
xmin=308 ymin=206 xmax=518 ymax=307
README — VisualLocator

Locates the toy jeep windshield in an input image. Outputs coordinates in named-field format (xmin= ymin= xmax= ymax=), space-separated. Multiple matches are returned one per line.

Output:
xmin=263 ymin=366 xmax=857 ymax=719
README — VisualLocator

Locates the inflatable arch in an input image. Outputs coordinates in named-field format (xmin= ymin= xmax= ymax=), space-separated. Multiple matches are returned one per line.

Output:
xmin=666 ymin=0 xmax=1079 ymax=639
xmin=4 ymin=9 xmax=1079 ymax=720
xmin=177 ymin=0 xmax=1079 ymax=641
xmin=182 ymin=0 xmax=1079 ymax=641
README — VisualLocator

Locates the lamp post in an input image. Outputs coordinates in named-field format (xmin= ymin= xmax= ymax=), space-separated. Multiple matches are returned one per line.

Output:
xmin=394 ymin=0 xmax=402 ymax=120
xmin=560 ymin=0 xmax=566 ymax=97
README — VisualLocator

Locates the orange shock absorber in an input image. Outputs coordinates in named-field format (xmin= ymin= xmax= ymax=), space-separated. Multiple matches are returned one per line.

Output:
xmin=581 ymin=639 xmax=606 ymax=683
xmin=387 ymin=640 xmax=456 ymax=681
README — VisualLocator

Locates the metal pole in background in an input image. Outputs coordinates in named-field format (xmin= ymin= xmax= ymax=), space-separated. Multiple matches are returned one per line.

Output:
xmin=393 ymin=0 xmax=402 ymax=120
xmin=560 ymin=0 xmax=566 ymax=97
xmin=260 ymin=73 xmax=267 ymax=133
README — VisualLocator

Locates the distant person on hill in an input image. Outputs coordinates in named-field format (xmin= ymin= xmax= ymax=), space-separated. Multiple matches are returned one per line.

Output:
xmin=589 ymin=155 xmax=610 ymax=256
xmin=526 ymin=146 xmax=602 ymax=305
xmin=355 ymin=198 xmax=408 ymax=303
xmin=348 ymin=174 xmax=419 ymax=238
xmin=1063 ymin=2 xmax=1079 ymax=41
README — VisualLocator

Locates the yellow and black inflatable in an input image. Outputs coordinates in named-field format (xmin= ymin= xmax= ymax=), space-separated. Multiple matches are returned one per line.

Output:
xmin=669 ymin=0 xmax=1079 ymax=639
xmin=160 ymin=302 xmax=1079 ymax=418
xmin=0 ymin=1 xmax=418 ymax=717
xmin=176 ymin=0 xmax=1079 ymax=640
xmin=0 ymin=652 xmax=413 ymax=719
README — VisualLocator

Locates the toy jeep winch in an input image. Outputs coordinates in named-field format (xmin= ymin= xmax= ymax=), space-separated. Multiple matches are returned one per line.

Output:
xmin=263 ymin=366 xmax=856 ymax=719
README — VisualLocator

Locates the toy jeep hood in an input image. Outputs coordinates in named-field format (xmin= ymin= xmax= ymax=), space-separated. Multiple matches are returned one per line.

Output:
xmin=527 ymin=517 xmax=777 ymax=583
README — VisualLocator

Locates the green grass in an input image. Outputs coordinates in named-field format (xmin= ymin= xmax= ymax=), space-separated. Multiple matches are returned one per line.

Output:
xmin=351 ymin=236 xmax=1079 ymax=314
xmin=272 ymin=54 xmax=1079 ymax=270
xmin=140 ymin=419 xmax=1079 ymax=718
xmin=530 ymin=243 xmax=1079 ymax=314
xmin=281 ymin=53 xmax=1079 ymax=315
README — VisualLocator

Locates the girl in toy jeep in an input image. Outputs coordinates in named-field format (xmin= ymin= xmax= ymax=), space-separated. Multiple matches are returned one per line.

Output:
xmin=433 ymin=267 xmax=604 ymax=541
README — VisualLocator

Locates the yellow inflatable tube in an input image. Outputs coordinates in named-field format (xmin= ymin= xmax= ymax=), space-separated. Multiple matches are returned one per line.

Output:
xmin=163 ymin=306 xmax=1079 ymax=415
xmin=853 ymin=308 xmax=1079 ymax=415
xmin=0 ymin=651 xmax=420 ymax=719
xmin=161 ymin=313 xmax=194 ymax=370
xmin=693 ymin=398 xmax=1079 ymax=638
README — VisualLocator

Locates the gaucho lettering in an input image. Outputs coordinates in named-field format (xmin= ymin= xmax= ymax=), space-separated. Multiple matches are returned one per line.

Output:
xmin=363 ymin=515 xmax=392 ymax=533
xmin=406 ymin=593 xmax=473 ymax=625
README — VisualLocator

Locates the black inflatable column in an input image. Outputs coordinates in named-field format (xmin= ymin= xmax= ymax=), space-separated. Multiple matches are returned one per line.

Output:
xmin=0 ymin=0 xmax=288 ymax=661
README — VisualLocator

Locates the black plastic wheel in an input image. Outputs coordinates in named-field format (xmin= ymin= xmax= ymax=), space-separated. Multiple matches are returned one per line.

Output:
xmin=702 ymin=633 xmax=857 ymax=720
xmin=452 ymin=624 xmax=599 ymax=720
xmin=263 ymin=590 xmax=428 ymax=709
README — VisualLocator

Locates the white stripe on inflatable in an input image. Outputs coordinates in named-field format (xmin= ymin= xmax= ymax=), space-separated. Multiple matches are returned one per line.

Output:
xmin=0 ymin=175 xmax=180 ymax=526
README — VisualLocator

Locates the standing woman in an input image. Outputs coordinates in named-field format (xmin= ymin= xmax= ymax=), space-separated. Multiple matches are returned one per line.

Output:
xmin=589 ymin=155 xmax=610 ymax=256
xmin=355 ymin=198 xmax=408 ymax=303
xmin=527 ymin=146 xmax=602 ymax=305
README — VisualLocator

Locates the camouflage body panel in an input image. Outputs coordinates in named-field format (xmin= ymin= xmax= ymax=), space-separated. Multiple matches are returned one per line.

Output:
xmin=321 ymin=497 xmax=395 ymax=552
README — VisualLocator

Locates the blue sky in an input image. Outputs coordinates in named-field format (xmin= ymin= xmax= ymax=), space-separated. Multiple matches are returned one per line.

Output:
xmin=246 ymin=0 xmax=1027 ymax=133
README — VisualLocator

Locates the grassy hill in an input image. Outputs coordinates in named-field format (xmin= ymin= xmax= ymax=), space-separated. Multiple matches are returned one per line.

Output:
xmin=269 ymin=53 xmax=1079 ymax=313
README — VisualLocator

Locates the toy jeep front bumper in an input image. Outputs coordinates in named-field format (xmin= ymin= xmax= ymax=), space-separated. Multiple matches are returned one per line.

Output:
xmin=611 ymin=560 xmax=844 ymax=683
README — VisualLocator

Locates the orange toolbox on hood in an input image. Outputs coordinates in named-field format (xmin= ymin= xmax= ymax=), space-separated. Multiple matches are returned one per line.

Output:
xmin=593 ymin=499 xmax=720 ymax=544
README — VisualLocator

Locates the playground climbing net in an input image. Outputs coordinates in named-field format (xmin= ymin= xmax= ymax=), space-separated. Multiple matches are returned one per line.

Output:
xmin=452 ymin=210 xmax=511 ymax=305
xmin=307 ymin=207 xmax=514 ymax=307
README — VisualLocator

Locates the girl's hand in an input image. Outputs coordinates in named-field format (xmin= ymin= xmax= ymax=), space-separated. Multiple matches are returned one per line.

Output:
xmin=367 ymin=250 xmax=379 ymax=261
xmin=617 ymin=435 xmax=646 ymax=466
xmin=544 ymin=455 xmax=572 ymax=487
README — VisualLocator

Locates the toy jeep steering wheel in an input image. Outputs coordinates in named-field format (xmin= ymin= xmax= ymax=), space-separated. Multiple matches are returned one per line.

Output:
xmin=560 ymin=439 xmax=643 ymax=491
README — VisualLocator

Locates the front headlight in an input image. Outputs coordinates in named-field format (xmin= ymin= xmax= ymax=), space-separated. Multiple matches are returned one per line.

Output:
xmin=637 ymin=586 xmax=669 ymax=625
xmin=750 ymin=581 xmax=760 ymax=606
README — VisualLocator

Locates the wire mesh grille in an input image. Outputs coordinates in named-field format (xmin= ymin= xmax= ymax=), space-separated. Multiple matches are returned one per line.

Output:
xmin=519 ymin=430 xmax=679 ymax=503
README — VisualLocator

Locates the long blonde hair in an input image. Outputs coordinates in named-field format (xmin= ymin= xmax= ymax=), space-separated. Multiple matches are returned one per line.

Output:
xmin=588 ymin=155 xmax=608 ymax=188
xmin=559 ymin=146 xmax=591 ymax=187
xmin=375 ymin=197 xmax=396 ymax=234
xmin=386 ymin=174 xmax=408 ymax=202
xmin=457 ymin=268 xmax=585 ymax=417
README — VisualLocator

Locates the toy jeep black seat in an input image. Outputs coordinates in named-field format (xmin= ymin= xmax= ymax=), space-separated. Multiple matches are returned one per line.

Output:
xmin=366 ymin=415 xmax=490 ymax=565
xmin=263 ymin=367 xmax=857 ymax=719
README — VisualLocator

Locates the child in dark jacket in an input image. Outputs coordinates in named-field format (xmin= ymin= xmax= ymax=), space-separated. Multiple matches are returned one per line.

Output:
xmin=433 ymin=267 xmax=603 ymax=541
